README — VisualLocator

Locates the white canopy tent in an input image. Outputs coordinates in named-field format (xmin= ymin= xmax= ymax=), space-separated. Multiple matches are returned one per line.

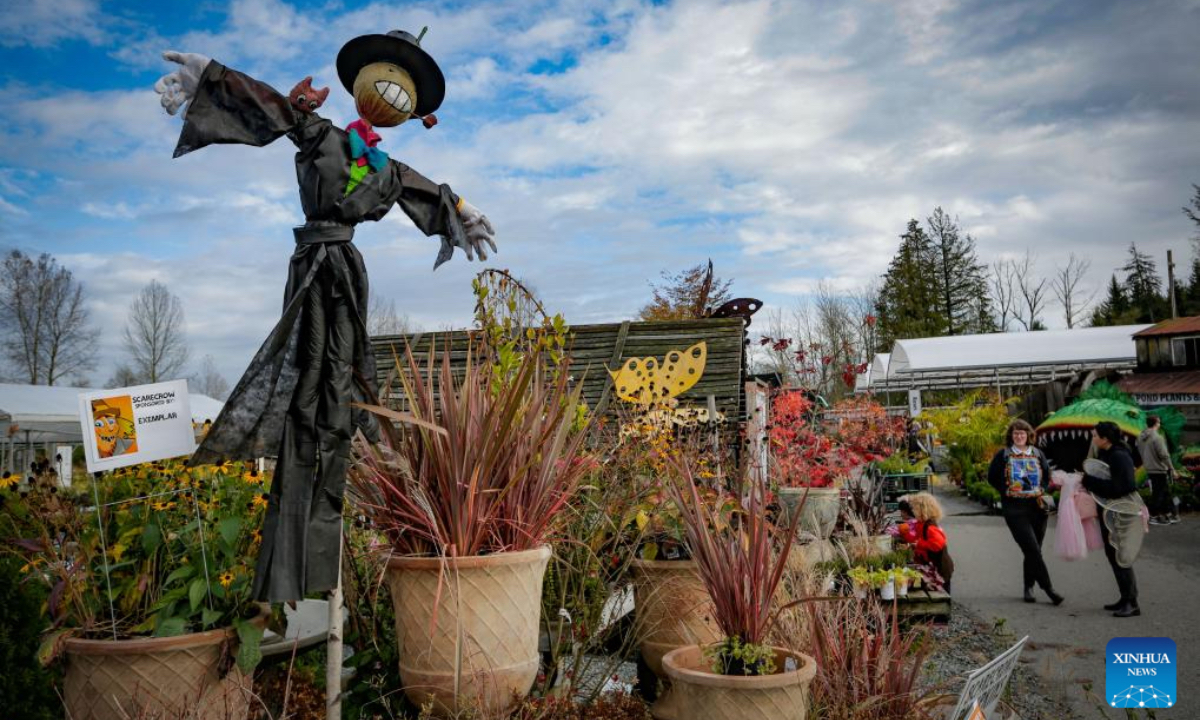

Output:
xmin=863 ymin=325 xmax=1151 ymax=392
xmin=1 ymin=383 xmax=224 ymax=472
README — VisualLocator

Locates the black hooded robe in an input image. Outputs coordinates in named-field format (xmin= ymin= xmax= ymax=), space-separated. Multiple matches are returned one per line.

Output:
xmin=177 ymin=61 xmax=467 ymax=602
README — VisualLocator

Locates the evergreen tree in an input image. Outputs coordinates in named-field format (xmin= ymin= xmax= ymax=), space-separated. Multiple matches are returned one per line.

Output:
xmin=1120 ymin=242 xmax=1165 ymax=322
xmin=1183 ymin=185 xmax=1200 ymax=315
xmin=926 ymin=207 xmax=993 ymax=335
xmin=1090 ymin=274 xmax=1131 ymax=326
xmin=876 ymin=219 xmax=946 ymax=345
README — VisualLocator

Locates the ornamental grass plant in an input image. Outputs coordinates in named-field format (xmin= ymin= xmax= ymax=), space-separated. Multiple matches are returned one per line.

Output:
xmin=801 ymin=595 xmax=935 ymax=720
xmin=662 ymin=457 xmax=803 ymax=675
xmin=349 ymin=344 xmax=592 ymax=558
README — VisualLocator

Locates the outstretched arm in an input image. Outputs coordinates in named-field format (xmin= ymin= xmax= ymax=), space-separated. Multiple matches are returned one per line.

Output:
xmin=155 ymin=51 xmax=306 ymax=158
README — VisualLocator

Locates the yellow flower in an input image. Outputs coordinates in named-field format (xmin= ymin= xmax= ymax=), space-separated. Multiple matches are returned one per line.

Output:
xmin=251 ymin=493 xmax=269 ymax=510
xmin=110 ymin=543 xmax=127 ymax=562
xmin=218 ymin=570 xmax=235 ymax=588
xmin=250 ymin=528 xmax=263 ymax=545
xmin=242 ymin=469 xmax=264 ymax=485
xmin=0 ymin=471 xmax=17 ymax=489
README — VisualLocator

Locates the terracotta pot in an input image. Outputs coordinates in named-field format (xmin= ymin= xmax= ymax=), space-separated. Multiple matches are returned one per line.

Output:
xmin=387 ymin=546 xmax=551 ymax=717
xmin=63 ymin=608 xmax=267 ymax=720
xmin=662 ymin=645 xmax=816 ymax=720
xmin=631 ymin=559 xmax=720 ymax=720
xmin=779 ymin=486 xmax=841 ymax=539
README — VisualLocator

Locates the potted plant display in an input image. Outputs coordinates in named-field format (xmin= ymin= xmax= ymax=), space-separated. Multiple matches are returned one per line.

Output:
xmin=628 ymin=468 xmax=734 ymax=719
xmin=770 ymin=391 xmax=849 ymax=539
xmin=847 ymin=566 xmax=872 ymax=599
xmin=350 ymin=347 xmax=591 ymax=717
xmin=658 ymin=461 xmax=817 ymax=720
xmin=878 ymin=570 xmax=897 ymax=601
xmin=3 ymin=460 xmax=269 ymax=720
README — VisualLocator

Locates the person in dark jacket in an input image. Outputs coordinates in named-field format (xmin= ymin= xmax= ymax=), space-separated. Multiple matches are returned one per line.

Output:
xmin=988 ymin=419 xmax=1064 ymax=605
xmin=1083 ymin=421 xmax=1142 ymax=617
xmin=1136 ymin=415 xmax=1176 ymax=525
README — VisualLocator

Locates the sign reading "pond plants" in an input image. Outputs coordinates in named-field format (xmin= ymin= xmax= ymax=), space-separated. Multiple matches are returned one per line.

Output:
xmin=1106 ymin=637 xmax=1176 ymax=710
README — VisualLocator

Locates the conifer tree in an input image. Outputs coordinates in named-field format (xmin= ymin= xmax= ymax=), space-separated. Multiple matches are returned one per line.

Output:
xmin=1121 ymin=243 xmax=1164 ymax=322
xmin=876 ymin=219 xmax=946 ymax=346
xmin=1090 ymin=274 xmax=1131 ymax=326
xmin=925 ymin=207 xmax=993 ymax=335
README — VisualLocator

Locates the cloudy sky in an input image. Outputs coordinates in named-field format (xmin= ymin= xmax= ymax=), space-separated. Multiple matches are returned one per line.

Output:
xmin=2 ymin=0 xmax=1198 ymax=387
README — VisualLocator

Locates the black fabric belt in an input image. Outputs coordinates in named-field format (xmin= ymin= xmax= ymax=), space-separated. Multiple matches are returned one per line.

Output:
xmin=293 ymin=223 xmax=355 ymax=244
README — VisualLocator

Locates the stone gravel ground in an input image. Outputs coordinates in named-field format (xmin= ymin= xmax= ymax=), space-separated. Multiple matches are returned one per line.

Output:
xmin=922 ymin=602 xmax=1076 ymax=720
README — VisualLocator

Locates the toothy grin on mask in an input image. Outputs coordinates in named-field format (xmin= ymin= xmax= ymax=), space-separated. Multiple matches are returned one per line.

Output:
xmin=374 ymin=81 xmax=413 ymax=112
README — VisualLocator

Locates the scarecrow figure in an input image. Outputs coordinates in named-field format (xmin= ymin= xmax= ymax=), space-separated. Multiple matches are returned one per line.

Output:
xmin=155 ymin=30 xmax=496 ymax=602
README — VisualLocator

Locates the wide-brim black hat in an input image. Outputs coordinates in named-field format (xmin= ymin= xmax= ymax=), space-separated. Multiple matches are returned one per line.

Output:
xmin=336 ymin=30 xmax=445 ymax=116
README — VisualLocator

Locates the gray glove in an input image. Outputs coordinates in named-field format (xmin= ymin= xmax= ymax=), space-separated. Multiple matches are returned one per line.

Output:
xmin=154 ymin=51 xmax=212 ymax=115
xmin=457 ymin=199 xmax=498 ymax=261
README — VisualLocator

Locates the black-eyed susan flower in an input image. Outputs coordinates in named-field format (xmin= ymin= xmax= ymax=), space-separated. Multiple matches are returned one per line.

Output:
xmin=0 ymin=470 xmax=17 ymax=489
xmin=218 ymin=570 xmax=235 ymax=588
xmin=250 ymin=528 xmax=263 ymax=544
xmin=242 ymin=468 xmax=263 ymax=485
xmin=251 ymin=493 xmax=269 ymax=510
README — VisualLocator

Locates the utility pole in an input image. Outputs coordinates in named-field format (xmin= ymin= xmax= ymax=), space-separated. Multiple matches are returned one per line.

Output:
xmin=1168 ymin=250 xmax=1178 ymax=319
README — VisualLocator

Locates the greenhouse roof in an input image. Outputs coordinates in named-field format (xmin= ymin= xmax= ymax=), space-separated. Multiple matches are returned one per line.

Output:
xmin=890 ymin=325 xmax=1150 ymax=374
xmin=0 ymin=383 xmax=224 ymax=444
xmin=861 ymin=325 xmax=1151 ymax=392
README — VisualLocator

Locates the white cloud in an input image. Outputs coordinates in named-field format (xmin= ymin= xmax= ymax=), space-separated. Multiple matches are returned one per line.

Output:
xmin=0 ymin=0 xmax=107 ymax=47
xmin=5 ymin=0 xmax=1200 ymax=386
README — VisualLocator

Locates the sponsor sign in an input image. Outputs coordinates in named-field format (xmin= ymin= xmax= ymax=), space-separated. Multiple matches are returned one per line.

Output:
xmin=78 ymin=380 xmax=196 ymax=473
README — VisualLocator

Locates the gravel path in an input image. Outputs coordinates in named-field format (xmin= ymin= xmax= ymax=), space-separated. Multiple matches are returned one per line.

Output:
xmin=921 ymin=602 xmax=1074 ymax=720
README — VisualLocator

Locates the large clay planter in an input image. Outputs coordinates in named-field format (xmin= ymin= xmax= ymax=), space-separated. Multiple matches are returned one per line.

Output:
xmin=387 ymin=546 xmax=551 ymax=717
xmin=631 ymin=559 xmax=720 ymax=720
xmin=662 ymin=644 xmax=816 ymax=720
xmin=62 ymin=609 xmax=266 ymax=720
xmin=779 ymin=486 xmax=841 ymax=539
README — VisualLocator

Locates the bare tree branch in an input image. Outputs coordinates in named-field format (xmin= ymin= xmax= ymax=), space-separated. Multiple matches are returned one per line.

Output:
xmin=1051 ymin=253 xmax=1097 ymax=329
xmin=0 ymin=250 xmax=98 ymax=385
xmin=191 ymin=354 xmax=230 ymax=400
xmin=1012 ymin=251 xmax=1049 ymax=331
xmin=366 ymin=295 xmax=414 ymax=336
xmin=989 ymin=258 xmax=1017 ymax=332
xmin=123 ymin=280 xmax=189 ymax=383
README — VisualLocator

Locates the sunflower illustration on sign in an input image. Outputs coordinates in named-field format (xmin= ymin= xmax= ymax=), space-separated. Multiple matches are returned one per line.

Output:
xmin=609 ymin=341 xmax=707 ymax=407
xmin=92 ymin=397 xmax=138 ymax=459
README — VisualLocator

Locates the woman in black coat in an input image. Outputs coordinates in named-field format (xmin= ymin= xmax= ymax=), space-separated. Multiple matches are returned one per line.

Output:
xmin=988 ymin=419 xmax=1064 ymax=605
xmin=1083 ymin=421 xmax=1141 ymax=617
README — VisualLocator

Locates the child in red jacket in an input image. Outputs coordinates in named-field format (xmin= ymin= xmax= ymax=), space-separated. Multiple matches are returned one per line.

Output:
xmin=896 ymin=493 xmax=951 ymax=590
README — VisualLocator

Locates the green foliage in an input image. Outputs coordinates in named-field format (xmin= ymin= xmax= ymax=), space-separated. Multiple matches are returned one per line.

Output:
xmin=876 ymin=219 xmax=946 ymax=347
xmin=0 ymin=555 xmax=59 ymax=718
xmin=876 ymin=211 xmax=992 ymax=347
xmin=2 ymin=460 xmax=268 ymax=663
xmin=924 ymin=391 xmax=1013 ymax=466
xmin=874 ymin=453 xmax=930 ymax=475
xmin=705 ymin=636 xmax=778 ymax=676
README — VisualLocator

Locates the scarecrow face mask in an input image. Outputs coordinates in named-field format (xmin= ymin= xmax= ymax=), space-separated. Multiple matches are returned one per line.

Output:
xmin=94 ymin=415 xmax=119 ymax=457
xmin=353 ymin=62 xmax=417 ymax=127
